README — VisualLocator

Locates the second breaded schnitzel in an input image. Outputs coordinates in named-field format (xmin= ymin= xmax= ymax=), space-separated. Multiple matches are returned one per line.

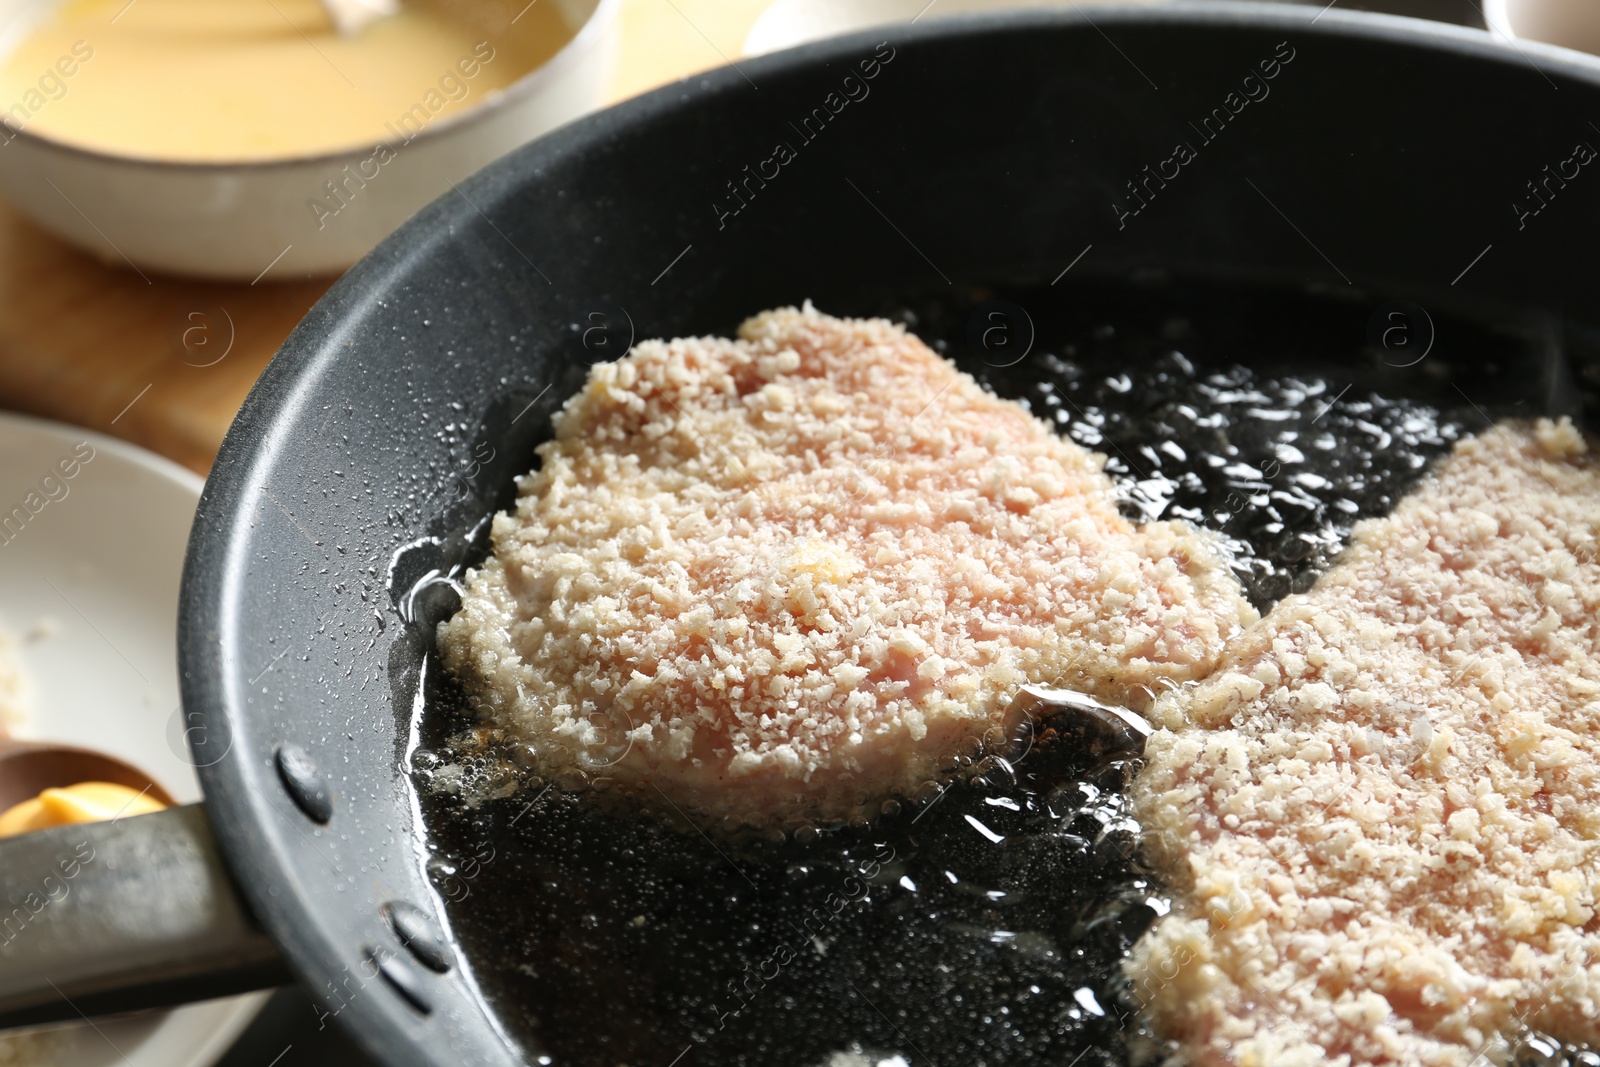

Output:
xmin=1130 ymin=419 xmax=1600 ymax=1066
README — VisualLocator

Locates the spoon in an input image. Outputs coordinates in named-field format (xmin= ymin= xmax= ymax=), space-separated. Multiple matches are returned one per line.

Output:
xmin=0 ymin=736 xmax=175 ymax=819
xmin=320 ymin=0 xmax=400 ymax=36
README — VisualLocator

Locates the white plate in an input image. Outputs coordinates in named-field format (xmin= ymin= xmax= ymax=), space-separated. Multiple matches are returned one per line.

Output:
xmin=0 ymin=411 xmax=267 ymax=1067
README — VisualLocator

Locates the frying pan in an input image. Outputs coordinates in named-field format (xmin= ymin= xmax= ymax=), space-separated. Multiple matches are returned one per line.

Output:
xmin=2 ymin=4 xmax=1598 ymax=1065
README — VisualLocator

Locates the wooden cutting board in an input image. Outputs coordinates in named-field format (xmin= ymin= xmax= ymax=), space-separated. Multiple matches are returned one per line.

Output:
xmin=0 ymin=0 xmax=769 ymax=475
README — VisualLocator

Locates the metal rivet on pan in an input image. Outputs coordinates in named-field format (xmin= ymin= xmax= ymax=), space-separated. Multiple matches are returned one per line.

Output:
xmin=382 ymin=900 xmax=453 ymax=973
xmin=275 ymin=743 xmax=333 ymax=824
xmin=367 ymin=944 xmax=433 ymax=1015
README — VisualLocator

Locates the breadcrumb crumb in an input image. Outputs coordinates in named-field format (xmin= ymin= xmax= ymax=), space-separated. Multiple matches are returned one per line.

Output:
xmin=441 ymin=305 xmax=1255 ymax=824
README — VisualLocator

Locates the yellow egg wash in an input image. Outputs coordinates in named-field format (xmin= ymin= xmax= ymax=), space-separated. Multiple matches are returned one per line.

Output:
xmin=0 ymin=0 xmax=575 ymax=161
xmin=0 ymin=781 xmax=166 ymax=838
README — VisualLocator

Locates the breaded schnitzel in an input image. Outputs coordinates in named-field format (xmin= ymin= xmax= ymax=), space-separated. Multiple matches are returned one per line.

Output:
xmin=440 ymin=305 xmax=1254 ymax=824
xmin=1130 ymin=420 xmax=1600 ymax=1066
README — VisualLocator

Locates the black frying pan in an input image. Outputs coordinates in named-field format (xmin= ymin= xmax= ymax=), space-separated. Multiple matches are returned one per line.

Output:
xmin=2 ymin=4 xmax=1599 ymax=1065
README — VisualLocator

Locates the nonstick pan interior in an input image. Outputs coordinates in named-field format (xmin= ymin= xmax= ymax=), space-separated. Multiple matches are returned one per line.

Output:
xmin=179 ymin=6 xmax=1600 ymax=1066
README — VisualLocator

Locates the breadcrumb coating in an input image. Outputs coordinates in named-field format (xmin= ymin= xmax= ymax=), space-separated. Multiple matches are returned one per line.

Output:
xmin=1129 ymin=419 xmax=1600 ymax=1067
xmin=440 ymin=305 xmax=1255 ymax=824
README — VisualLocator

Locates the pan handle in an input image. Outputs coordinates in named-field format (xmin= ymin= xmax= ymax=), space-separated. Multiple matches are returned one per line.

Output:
xmin=0 ymin=804 xmax=289 ymax=1029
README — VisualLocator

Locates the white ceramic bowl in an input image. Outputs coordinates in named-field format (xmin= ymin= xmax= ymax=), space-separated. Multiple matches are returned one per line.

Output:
xmin=1483 ymin=0 xmax=1600 ymax=55
xmin=0 ymin=0 xmax=619 ymax=281
xmin=744 ymin=0 xmax=1161 ymax=56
